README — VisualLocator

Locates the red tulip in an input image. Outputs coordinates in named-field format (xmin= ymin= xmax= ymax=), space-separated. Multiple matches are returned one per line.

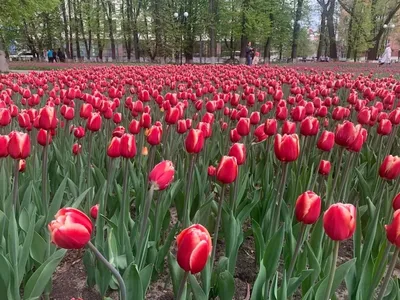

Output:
xmin=176 ymin=224 xmax=212 ymax=274
xmin=73 ymin=126 xmax=85 ymax=139
xmin=112 ymin=126 xmax=125 ymax=137
xmin=282 ymin=120 xmax=296 ymax=134
xmin=319 ymin=160 xmax=331 ymax=175
xmin=300 ymin=117 xmax=319 ymax=136
xmin=86 ymin=113 xmax=102 ymax=132
xmin=0 ymin=108 xmax=11 ymax=126
xmin=177 ymin=119 xmax=188 ymax=134
xmin=250 ymin=112 xmax=260 ymax=125
xmin=113 ymin=112 xmax=122 ymax=124
xmin=254 ymin=124 xmax=268 ymax=142
xmin=295 ymin=191 xmax=321 ymax=224
xmin=37 ymin=129 xmax=52 ymax=146
xmin=39 ymin=106 xmax=57 ymax=130
xmin=317 ymin=130 xmax=335 ymax=152
xmin=107 ymin=137 xmax=121 ymax=158
xmin=8 ymin=131 xmax=31 ymax=159
xmin=90 ymin=204 xmax=99 ymax=219
xmin=140 ymin=113 xmax=152 ymax=128
xmin=228 ymin=143 xmax=246 ymax=165
xmin=19 ymin=159 xmax=26 ymax=172
xmin=385 ymin=210 xmax=400 ymax=247
xmin=48 ymin=208 xmax=93 ymax=249
xmin=357 ymin=108 xmax=371 ymax=125
xmin=80 ymin=103 xmax=93 ymax=119
xmin=165 ymin=107 xmax=180 ymax=124
xmin=0 ymin=135 xmax=9 ymax=157
xmin=129 ymin=119 xmax=141 ymax=134
xmin=274 ymin=134 xmax=300 ymax=162
xmin=208 ymin=166 xmax=216 ymax=176
xmin=379 ymin=155 xmax=400 ymax=180
xmin=230 ymin=128 xmax=241 ymax=143
xmin=335 ymin=121 xmax=359 ymax=148
xmin=216 ymin=156 xmax=238 ymax=184
xmin=236 ymin=118 xmax=250 ymax=136
xmin=323 ymin=203 xmax=356 ymax=241
xmin=377 ymin=119 xmax=392 ymax=135
xmin=264 ymin=119 xmax=277 ymax=136
xmin=64 ymin=107 xmax=75 ymax=121
xmin=185 ymin=129 xmax=205 ymax=154
xmin=392 ymin=192 xmax=400 ymax=211
xmin=120 ymin=133 xmax=136 ymax=158
xmin=147 ymin=125 xmax=162 ymax=146
xmin=197 ymin=122 xmax=212 ymax=138
xmin=291 ymin=106 xmax=306 ymax=122
xmin=276 ymin=106 xmax=288 ymax=120
xmin=149 ymin=160 xmax=175 ymax=190
xmin=72 ymin=143 xmax=82 ymax=155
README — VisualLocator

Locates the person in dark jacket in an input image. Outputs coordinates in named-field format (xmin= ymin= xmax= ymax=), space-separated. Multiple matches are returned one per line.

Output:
xmin=246 ymin=42 xmax=254 ymax=66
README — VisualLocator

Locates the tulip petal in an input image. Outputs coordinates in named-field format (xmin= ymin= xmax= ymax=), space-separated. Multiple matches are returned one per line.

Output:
xmin=189 ymin=240 xmax=209 ymax=274
xmin=52 ymin=223 xmax=91 ymax=249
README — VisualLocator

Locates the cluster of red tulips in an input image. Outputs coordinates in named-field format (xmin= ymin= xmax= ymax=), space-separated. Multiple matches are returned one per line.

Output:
xmin=1 ymin=64 xmax=400 ymax=299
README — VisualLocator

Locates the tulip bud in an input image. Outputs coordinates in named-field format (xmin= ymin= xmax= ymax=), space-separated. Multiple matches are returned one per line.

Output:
xmin=48 ymin=208 xmax=93 ymax=249
xmin=37 ymin=129 xmax=52 ymax=146
xmin=19 ymin=159 xmax=26 ymax=172
xmin=141 ymin=146 xmax=148 ymax=156
xmin=129 ymin=119 xmax=141 ymax=134
xmin=319 ymin=160 xmax=331 ymax=175
xmin=295 ymin=191 xmax=321 ymax=224
xmin=185 ymin=129 xmax=205 ymax=154
xmin=317 ymin=130 xmax=335 ymax=152
xmin=377 ymin=119 xmax=392 ymax=135
xmin=392 ymin=192 xmax=400 ymax=211
xmin=216 ymin=156 xmax=238 ymax=184
xmin=86 ymin=113 xmax=102 ymax=132
xmin=236 ymin=118 xmax=250 ymax=136
xmin=176 ymin=224 xmax=212 ymax=274
xmin=274 ymin=134 xmax=300 ymax=162
xmin=379 ymin=155 xmax=400 ymax=180
xmin=0 ymin=135 xmax=10 ymax=157
xmin=385 ymin=210 xmax=400 ymax=247
xmin=323 ymin=203 xmax=356 ymax=241
xmin=90 ymin=204 xmax=99 ymax=219
xmin=107 ymin=137 xmax=121 ymax=158
xmin=208 ymin=166 xmax=216 ymax=176
xmin=264 ymin=119 xmax=277 ymax=136
xmin=149 ymin=160 xmax=175 ymax=190
xmin=120 ymin=133 xmax=136 ymax=158
xmin=147 ymin=125 xmax=162 ymax=146
xmin=8 ymin=131 xmax=31 ymax=159
xmin=228 ymin=143 xmax=246 ymax=165
xmin=72 ymin=143 xmax=82 ymax=155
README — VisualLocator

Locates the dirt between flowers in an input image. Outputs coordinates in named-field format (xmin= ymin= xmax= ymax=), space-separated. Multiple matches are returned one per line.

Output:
xmin=49 ymin=208 xmax=353 ymax=300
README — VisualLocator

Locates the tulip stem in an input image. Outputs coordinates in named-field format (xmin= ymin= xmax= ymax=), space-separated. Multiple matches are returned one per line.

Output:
xmin=328 ymin=147 xmax=344 ymax=206
xmin=287 ymin=223 xmax=306 ymax=280
xmin=120 ymin=158 xmax=130 ymax=239
xmin=371 ymin=243 xmax=392 ymax=296
xmin=86 ymin=131 xmax=93 ymax=209
xmin=211 ymin=184 xmax=226 ymax=270
xmin=176 ymin=271 xmax=189 ymax=300
xmin=183 ymin=155 xmax=196 ymax=227
xmin=87 ymin=241 xmax=127 ymax=300
xmin=323 ymin=241 xmax=340 ymax=300
xmin=12 ymin=159 xmax=19 ymax=209
xmin=377 ymin=247 xmax=400 ymax=300
xmin=272 ymin=163 xmax=289 ymax=234
xmin=310 ymin=151 xmax=324 ymax=191
xmin=42 ymin=132 xmax=50 ymax=212
xmin=137 ymin=184 xmax=155 ymax=269
xmin=231 ymin=167 xmax=240 ymax=215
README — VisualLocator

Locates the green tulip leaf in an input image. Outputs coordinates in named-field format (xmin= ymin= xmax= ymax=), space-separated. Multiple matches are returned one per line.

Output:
xmin=123 ymin=263 xmax=143 ymax=300
xmin=24 ymin=249 xmax=66 ymax=300
xmin=46 ymin=176 xmax=68 ymax=224
xmin=217 ymin=270 xmax=234 ymax=300
xmin=315 ymin=258 xmax=356 ymax=300
xmin=263 ymin=225 xmax=285 ymax=281
xmin=189 ymin=274 xmax=207 ymax=300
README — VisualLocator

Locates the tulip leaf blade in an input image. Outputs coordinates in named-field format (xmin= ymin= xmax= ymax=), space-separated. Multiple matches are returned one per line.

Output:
xmin=314 ymin=257 xmax=356 ymax=300
xmin=18 ymin=207 xmax=36 ymax=285
xmin=0 ymin=253 xmax=12 ymax=298
xmin=68 ymin=187 xmax=91 ymax=209
xmin=168 ymin=252 xmax=186 ymax=297
xmin=30 ymin=231 xmax=47 ymax=264
xmin=286 ymin=269 xmax=313 ymax=296
xmin=263 ymin=224 xmax=285 ymax=281
xmin=24 ymin=249 xmax=66 ymax=300
xmin=46 ymin=176 xmax=68 ymax=224
xmin=140 ymin=264 xmax=153 ymax=297
xmin=217 ymin=270 xmax=234 ymax=300
xmin=189 ymin=274 xmax=207 ymax=300
xmin=123 ymin=262 xmax=143 ymax=300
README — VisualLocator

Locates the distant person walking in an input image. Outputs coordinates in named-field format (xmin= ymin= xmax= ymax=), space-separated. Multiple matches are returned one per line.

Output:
xmin=47 ymin=49 xmax=53 ymax=63
xmin=379 ymin=43 xmax=392 ymax=66
xmin=246 ymin=42 xmax=254 ymax=66
xmin=57 ymin=48 xmax=65 ymax=62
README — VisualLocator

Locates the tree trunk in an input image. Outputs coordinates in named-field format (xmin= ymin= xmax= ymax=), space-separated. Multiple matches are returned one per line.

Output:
xmin=209 ymin=0 xmax=217 ymax=63
xmin=291 ymin=0 xmax=304 ymax=61
xmin=102 ymin=0 xmax=116 ymax=60
xmin=317 ymin=11 xmax=326 ymax=59
xmin=78 ymin=0 xmax=90 ymax=60
xmin=264 ymin=37 xmax=271 ymax=63
xmin=239 ymin=0 xmax=249 ymax=64
xmin=72 ymin=0 xmax=81 ymax=60
xmin=153 ymin=0 xmax=162 ymax=60
xmin=327 ymin=0 xmax=337 ymax=59
xmin=68 ymin=0 xmax=74 ymax=59
xmin=61 ymin=0 xmax=70 ymax=58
